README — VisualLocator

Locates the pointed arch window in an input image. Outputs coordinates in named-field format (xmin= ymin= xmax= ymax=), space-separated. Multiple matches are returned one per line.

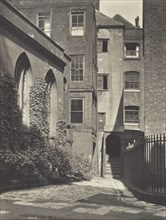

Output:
xmin=15 ymin=53 xmax=32 ymax=127
xmin=45 ymin=70 xmax=58 ymax=137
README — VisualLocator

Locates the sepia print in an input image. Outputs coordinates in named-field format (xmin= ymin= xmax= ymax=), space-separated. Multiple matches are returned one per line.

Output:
xmin=0 ymin=0 xmax=166 ymax=219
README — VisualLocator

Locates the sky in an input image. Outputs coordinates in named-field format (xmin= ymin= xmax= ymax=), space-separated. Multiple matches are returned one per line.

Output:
xmin=100 ymin=0 xmax=143 ymax=27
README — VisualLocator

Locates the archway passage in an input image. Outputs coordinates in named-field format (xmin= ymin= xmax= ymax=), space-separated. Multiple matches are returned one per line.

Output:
xmin=106 ymin=133 xmax=121 ymax=158
xmin=105 ymin=133 xmax=121 ymax=178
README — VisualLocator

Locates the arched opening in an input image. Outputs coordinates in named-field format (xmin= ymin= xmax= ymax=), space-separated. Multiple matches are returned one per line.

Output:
xmin=106 ymin=133 xmax=121 ymax=158
xmin=15 ymin=52 xmax=32 ymax=127
xmin=45 ymin=69 xmax=58 ymax=137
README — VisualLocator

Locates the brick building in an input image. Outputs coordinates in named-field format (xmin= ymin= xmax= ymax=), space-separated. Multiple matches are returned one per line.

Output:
xmin=1 ymin=0 xmax=70 ymax=138
xmin=143 ymin=0 xmax=166 ymax=135
xmin=96 ymin=12 xmax=144 ymax=176
xmin=9 ymin=0 xmax=99 ymax=173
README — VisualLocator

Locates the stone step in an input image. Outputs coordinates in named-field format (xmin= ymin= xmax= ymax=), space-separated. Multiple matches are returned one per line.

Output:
xmin=105 ymin=157 xmax=121 ymax=177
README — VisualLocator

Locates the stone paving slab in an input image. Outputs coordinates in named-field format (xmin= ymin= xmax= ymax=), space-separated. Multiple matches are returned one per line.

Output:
xmin=0 ymin=177 xmax=166 ymax=220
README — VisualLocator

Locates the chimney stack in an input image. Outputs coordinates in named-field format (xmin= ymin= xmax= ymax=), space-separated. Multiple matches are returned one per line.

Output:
xmin=135 ymin=16 xmax=140 ymax=27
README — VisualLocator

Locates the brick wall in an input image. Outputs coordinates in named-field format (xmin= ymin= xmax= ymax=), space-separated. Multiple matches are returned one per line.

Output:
xmin=143 ymin=0 xmax=166 ymax=135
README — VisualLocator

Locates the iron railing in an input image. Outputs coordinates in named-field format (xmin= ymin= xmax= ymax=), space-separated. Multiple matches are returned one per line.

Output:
xmin=144 ymin=134 xmax=166 ymax=193
xmin=122 ymin=134 xmax=166 ymax=194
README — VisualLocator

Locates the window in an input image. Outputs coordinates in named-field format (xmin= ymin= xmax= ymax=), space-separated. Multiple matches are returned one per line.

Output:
xmin=70 ymin=11 xmax=85 ymax=36
xmin=70 ymin=99 xmax=83 ymax=123
xmin=124 ymin=43 xmax=139 ymax=58
xmin=15 ymin=53 xmax=33 ymax=127
xmin=125 ymin=72 xmax=140 ymax=90
xmin=45 ymin=70 xmax=58 ymax=137
xmin=71 ymin=55 xmax=84 ymax=81
xmin=97 ymin=74 xmax=108 ymax=90
xmin=37 ymin=12 xmax=51 ymax=36
xmin=98 ymin=113 xmax=106 ymax=130
xmin=97 ymin=40 xmax=108 ymax=53
xmin=125 ymin=106 xmax=139 ymax=124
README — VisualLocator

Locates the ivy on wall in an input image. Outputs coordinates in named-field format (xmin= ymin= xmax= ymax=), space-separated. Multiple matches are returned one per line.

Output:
xmin=0 ymin=73 xmax=92 ymax=188
xmin=29 ymin=78 xmax=49 ymax=143
xmin=54 ymin=100 xmax=74 ymax=147
xmin=0 ymin=72 xmax=21 ymax=150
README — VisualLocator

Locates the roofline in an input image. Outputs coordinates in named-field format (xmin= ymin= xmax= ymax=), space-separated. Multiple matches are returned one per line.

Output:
xmin=1 ymin=0 xmax=70 ymax=61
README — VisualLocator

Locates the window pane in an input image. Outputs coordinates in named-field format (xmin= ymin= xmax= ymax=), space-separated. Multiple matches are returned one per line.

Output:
xmin=38 ymin=12 xmax=51 ymax=35
xmin=71 ymin=99 xmax=83 ymax=123
xmin=125 ymin=43 xmax=139 ymax=58
xmin=97 ymin=75 xmax=103 ymax=89
xmin=102 ymin=40 xmax=108 ymax=52
xmin=103 ymin=75 xmax=108 ymax=89
xmin=78 ymin=15 xmax=83 ymax=23
xmin=71 ymin=12 xmax=84 ymax=36
xmin=72 ymin=15 xmax=77 ymax=25
xmin=97 ymin=75 xmax=108 ymax=90
xmin=125 ymin=106 xmax=139 ymax=123
xmin=71 ymin=112 xmax=83 ymax=123
xmin=97 ymin=40 xmax=102 ymax=53
xmin=71 ymin=99 xmax=82 ymax=111
xmin=71 ymin=56 xmax=83 ymax=81
xmin=125 ymin=72 xmax=139 ymax=90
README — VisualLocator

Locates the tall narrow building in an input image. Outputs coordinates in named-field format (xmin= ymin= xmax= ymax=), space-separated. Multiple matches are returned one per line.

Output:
xmin=96 ymin=11 xmax=144 ymax=176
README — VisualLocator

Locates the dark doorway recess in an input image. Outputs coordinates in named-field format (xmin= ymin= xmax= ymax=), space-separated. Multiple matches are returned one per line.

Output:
xmin=106 ymin=133 xmax=121 ymax=157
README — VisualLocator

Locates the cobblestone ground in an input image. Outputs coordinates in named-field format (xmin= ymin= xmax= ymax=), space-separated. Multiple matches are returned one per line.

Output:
xmin=0 ymin=177 xmax=166 ymax=220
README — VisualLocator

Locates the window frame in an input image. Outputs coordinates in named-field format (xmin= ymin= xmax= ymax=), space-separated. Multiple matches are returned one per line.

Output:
xmin=70 ymin=98 xmax=84 ymax=124
xmin=124 ymin=43 xmax=140 ymax=59
xmin=70 ymin=11 xmax=85 ymax=36
xmin=124 ymin=106 xmax=139 ymax=124
xmin=124 ymin=71 xmax=140 ymax=91
xmin=97 ymin=74 xmax=109 ymax=90
xmin=70 ymin=55 xmax=84 ymax=82
xmin=37 ymin=11 xmax=52 ymax=37
xmin=97 ymin=39 xmax=109 ymax=53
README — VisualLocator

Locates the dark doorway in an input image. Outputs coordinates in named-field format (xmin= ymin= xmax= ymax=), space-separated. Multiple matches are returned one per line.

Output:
xmin=106 ymin=133 xmax=121 ymax=157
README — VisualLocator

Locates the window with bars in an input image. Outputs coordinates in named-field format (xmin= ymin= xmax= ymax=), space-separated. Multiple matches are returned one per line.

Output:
xmin=124 ymin=43 xmax=139 ymax=58
xmin=71 ymin=11 xmax=85 ymax=36
xmin=37 ymin=12 xmax=51 ymax=36
xmin=97 ymin=74 xmax=108 ymax=90
xmin=125 ymin=106 xmax=139 ymax=124
xmin=97 ymin=40 xmax=108 ymax=53
xmin=71 ymin=56 xmax=84 ymax=81
xmin=70 ymin=99 xmax=83 ymax=123
xmin=124 ymin=72 xmax=140 ymax=90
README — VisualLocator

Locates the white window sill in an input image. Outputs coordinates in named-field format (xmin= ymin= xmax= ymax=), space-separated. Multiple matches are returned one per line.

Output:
xmin=124 ymin=89 xmax=140 ymax=93
xmin=124 ymin=123 xmax=140 ymax=130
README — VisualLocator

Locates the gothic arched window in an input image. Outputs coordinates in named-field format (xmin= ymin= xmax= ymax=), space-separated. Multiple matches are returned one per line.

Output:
xmin=45 ymin=69 xmax=58 ymax=137
xmin=15 ymin=52 xmax=33 ymax=127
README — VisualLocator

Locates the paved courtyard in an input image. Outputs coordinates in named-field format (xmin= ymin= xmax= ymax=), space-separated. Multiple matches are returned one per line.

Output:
xmin=0 ymin=177 xmax=166 ymax=220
